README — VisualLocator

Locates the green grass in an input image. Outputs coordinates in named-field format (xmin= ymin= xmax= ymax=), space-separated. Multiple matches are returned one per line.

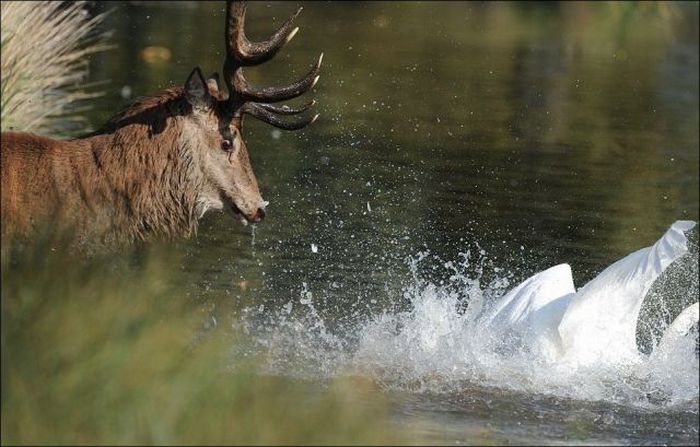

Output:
xmin=1 ymin=238 xmax=403 ymax=445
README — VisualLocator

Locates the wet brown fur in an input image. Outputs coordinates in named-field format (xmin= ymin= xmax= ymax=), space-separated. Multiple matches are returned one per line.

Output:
xmin=1 ymin=88 xmax=225 ymax=247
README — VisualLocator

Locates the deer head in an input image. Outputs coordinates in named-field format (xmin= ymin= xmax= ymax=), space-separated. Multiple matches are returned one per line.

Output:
xmin=183 ymin=0 xmax=321 ymax=225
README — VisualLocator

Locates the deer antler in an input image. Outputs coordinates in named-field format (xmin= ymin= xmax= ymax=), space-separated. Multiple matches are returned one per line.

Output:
xmin=224 ymin=0 xmax=321 ymax=129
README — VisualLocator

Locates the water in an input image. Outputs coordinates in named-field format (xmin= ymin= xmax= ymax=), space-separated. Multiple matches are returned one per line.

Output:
xmin=231 ymin=221 xmax=698 ymax=445
xmin=84 ymin=1 xmax=699 ymax=444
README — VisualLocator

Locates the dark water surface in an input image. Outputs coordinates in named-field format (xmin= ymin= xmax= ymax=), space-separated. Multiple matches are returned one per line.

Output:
xmin=87 ymin=2 xmax=699 ymax=444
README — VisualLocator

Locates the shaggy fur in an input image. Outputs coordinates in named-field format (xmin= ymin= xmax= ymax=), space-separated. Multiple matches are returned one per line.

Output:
xmin=1 ymin=85 xmax=262 ymax=248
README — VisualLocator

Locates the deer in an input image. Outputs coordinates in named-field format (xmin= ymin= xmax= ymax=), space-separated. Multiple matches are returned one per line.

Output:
xmin=0 ymin=0 xmax=321 ymax=248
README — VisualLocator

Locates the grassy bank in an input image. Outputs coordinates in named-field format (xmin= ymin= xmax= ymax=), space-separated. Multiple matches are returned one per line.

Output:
xmin=1 ymin=240 xmax=402 ymax=445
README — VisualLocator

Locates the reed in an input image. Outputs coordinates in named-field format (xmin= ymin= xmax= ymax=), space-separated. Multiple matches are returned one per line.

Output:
xmin=0 ymin=1 xmax=109 ymax=136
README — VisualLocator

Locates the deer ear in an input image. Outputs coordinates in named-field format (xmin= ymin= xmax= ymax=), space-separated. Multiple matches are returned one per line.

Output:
xmin=185 ymin=67 xmax=212 ymax=110
xmin=206 ymin=72 xmax=221 ymax=98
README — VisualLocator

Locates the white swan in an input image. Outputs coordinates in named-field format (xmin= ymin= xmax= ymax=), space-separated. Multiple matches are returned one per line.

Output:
xmin=480 ymin=220 xmax=698 ymax=366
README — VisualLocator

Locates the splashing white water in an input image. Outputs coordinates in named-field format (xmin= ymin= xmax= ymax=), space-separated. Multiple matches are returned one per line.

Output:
xmin=243 ymin=221 xmax=699 ymax=407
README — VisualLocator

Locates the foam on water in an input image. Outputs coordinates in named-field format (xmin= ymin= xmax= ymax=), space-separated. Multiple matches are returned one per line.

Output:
xmin=241 ymin=221 xmax=699 ymax=408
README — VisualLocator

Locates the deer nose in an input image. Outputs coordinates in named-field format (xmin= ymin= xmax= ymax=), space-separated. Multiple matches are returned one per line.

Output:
xmin=252 ymin=207 xmax=266 ymax=223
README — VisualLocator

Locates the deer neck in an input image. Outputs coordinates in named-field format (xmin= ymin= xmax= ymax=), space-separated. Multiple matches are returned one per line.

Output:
xmin=92 ymin=120 xmax=202 ymax=241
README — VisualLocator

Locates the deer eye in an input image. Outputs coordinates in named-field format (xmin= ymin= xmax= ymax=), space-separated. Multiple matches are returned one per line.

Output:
xmin=221 ymin=139 xmax=233 ymax=152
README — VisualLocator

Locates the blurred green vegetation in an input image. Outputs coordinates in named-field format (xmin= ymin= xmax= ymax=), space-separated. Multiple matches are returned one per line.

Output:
xmin=0 ymin=238 xmax=404 ymax=445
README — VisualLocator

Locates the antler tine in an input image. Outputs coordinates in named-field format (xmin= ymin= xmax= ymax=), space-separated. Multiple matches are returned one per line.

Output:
xmin=241 ymin=100 xmax=317 ymax=130
xmin=234 ymin=53 xmax=323 ymax=104
xmin=257 ymin=100 xmax=316 ymax=115
xmin=241 ymin=102 xmax=319 ymax=130
xmin=223 ymin=0 xmax=322 ymax=130
xmin=226 ymin=0 xmax=302 ymax=67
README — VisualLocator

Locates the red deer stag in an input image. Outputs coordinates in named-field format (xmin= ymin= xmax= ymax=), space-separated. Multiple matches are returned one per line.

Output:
xmin=0 ymin=0 xmax=321 ymax=247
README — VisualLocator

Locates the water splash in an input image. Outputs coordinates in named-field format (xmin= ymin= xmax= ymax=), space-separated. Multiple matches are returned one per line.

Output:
xmin=240 ymin=221 xmax=699 ymax=408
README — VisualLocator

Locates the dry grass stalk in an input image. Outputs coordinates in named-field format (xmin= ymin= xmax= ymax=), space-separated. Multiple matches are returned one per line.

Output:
xmin=1 ymin=1 xmax=109 ymax=136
